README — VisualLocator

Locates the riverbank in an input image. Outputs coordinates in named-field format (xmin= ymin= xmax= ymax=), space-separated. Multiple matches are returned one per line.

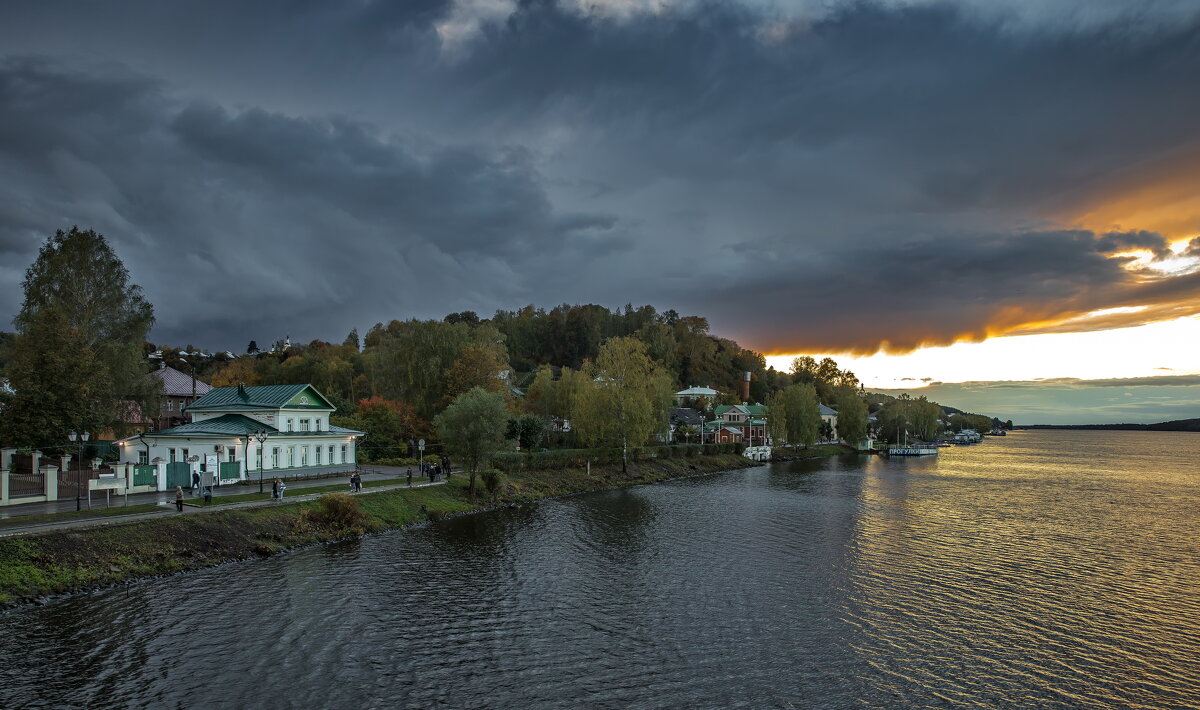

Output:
xmin=0 ymin=453 xmax=752 ymax=607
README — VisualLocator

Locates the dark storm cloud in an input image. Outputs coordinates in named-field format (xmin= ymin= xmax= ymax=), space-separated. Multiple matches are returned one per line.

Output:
xmin=0 ymin=1 xmax=1198 ymax=351
xmin=0 ymin=56 xmax=613 ymax=346
xmin=703 ymin=228 xmax=1200 ymax=352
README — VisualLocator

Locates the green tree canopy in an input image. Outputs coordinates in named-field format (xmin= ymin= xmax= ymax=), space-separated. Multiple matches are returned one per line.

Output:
xmin=573 ymin=337 xmax=673 ymax=472
xmin=2 ymin=227 xmax=157 ymax=445
xmin=781 ymin=382 xmax=821 ymax=447
xmin=834 ymin=388 xmax=868 ymax=446
xmin=433 ymin=387 xmax=509 ymax=497
xmin=766 ymin=389 xmax=789 ymax=444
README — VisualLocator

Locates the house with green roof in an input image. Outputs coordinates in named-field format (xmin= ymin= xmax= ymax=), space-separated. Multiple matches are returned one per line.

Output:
xmin=116 ymin=383 xmax=363 ymax=489
xmin=712 ymin=403 xmax=769 ymax=445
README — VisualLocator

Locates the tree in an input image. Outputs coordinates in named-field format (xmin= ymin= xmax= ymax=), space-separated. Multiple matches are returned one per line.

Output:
xmin=434 ymin=387 xmax=509 ymax=497
xmin=522 ymin=365 xmax=556 ymax=419
xmin=782 ymin=383 xmax=821 ymax=447
xmin=442 ymin=344 xmax=508 ymax=404
xmin=506 ymin=413 xmax=546 ymax=451
xmin=336 ymin=396 xmax=423 ymax=461
xmin=573 ymin=337 xmax=674 ymax=473
xmin=767 ymin=389 xmax=789 ymax=444
xmin=343 ymin=329 xmax=359 ymax=350
xmin=834 ymin=388 xmax=868 ymax=446
xmin=247 ymin=340 xmax=259 ymax=354
xmin=0 ymin=310 xmax=109 ymax=447
xmin=3 ymin=227 xmax=157 ymax=443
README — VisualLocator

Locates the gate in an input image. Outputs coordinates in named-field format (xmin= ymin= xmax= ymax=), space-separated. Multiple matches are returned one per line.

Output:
xmin=219 ymin=462 xmax=241 ymax=482
xmin=9 ymin=470 xmax=45 ymax=498
xmin=166 ymin=461 xmax=191 ymax=488
xmin=133 ymin=465 xmax=157 ymax=487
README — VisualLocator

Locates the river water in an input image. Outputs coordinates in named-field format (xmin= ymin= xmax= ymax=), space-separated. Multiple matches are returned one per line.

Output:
xmin=1 ymin=430 xmax=1198 ymax=709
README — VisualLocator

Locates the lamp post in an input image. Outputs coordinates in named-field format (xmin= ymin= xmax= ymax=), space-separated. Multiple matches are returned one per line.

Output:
xmin=67 ymin=430 xmax=90 ymax=511
xmin=253 ymin=430 xmax=269 ymax=494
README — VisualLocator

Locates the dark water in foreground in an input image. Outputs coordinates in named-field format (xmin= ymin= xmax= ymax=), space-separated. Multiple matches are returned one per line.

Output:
xmin=2 ymin=430 xmax=1199 ymax=709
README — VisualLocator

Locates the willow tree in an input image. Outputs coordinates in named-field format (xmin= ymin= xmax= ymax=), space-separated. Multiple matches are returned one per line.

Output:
xmin=434 ymin=387 xmax=509 ymax=497
xmin=834 ymin=388 xmax=868 ymax=446
xmin=1 ymin=227 xmax=158 ymax=446
xmin=782 ymin=382 xmax=821 ymax=447
xmin=574 ymin=337 xmax=674 ymax=473
xmin=767 ymin=389 xmax=789 ymax=445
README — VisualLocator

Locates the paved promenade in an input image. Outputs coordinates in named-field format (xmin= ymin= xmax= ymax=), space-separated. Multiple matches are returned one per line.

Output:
xmin=0 ymin=466 xmax=449 ymax=537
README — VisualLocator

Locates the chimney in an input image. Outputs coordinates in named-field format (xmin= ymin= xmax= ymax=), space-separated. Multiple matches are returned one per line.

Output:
xmin=237 ymin=382 xmax=247 ymax=399
xmin=741 ymin=371 xmax=751 ymax=403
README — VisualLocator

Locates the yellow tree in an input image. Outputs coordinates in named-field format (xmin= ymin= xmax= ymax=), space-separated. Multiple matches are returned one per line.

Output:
xmin=574 ymin=337 xmax=674 ymax=473
xmin=442 ymin=344 xmax=508 ymax=405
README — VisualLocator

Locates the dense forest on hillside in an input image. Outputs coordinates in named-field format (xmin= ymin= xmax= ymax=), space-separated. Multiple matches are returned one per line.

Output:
xmin=112 ymin=303 xmax=997 ymax=449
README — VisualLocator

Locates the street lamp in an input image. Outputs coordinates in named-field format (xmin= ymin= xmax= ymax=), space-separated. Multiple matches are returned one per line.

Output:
xmin=253 ymin=430 xmax=269 ymax=493
xmin=67 ymin=430 xmax=90 ymax=511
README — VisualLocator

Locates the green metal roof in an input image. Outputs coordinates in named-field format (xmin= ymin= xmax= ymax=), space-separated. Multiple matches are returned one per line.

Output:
xmin=150 ymin=414 xmax=280 ymax=437
xmin=186 ymin=384 xmax=335 ymax=412
xmin=148 ymin=414 xmax=363 ymax=438
xmin=714 ymin=404 xmax=768 ymax=416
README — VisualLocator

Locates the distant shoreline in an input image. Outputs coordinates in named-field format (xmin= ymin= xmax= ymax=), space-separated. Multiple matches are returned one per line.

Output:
xmin=1016 ymin=419 xmax=1199 ymax=432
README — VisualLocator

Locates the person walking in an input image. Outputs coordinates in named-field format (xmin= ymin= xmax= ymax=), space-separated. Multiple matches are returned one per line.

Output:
xmin=271 ymin=478 xmax=279 ymax=500
xmin=278 ymin=479 xmax=286 ymax=501
xmin=442 ymin=456 xmax=451 ymax=478
xmin=407 ymin=468 xmax=413 ymax=487
xmin=174 ymin=486 xmax=184 ymax=512
xmin=191 ymin=471 xmax=200 ymax=496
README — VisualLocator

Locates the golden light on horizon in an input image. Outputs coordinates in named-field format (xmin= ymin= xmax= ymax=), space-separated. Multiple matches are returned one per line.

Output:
xmin=765 ymin=315 xmax=1200 ymax=389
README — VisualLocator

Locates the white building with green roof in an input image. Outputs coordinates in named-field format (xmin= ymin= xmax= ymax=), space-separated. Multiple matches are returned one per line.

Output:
xmin=116 ymin=383 xmax=363 ymax=489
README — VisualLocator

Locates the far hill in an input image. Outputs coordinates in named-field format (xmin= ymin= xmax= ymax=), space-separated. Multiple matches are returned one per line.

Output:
xmin=1019 ymin=418 xmax=1200 ymax=432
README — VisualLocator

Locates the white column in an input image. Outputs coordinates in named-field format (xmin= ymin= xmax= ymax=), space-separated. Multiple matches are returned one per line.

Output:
xmin=42 ymin=464 xmax=58 ymax=501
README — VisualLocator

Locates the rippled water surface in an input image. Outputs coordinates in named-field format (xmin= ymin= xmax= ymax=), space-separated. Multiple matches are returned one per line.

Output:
xmin=2 ymin=430 xmax=1199 ymax=708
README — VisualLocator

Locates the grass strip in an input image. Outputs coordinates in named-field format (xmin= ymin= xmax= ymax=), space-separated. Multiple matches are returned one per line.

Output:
xmin=0 ymin=454 xmax=754 ymax=606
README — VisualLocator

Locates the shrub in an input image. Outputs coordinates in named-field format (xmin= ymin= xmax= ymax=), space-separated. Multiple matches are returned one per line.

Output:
xmin=481 ymin=469 xmax=504 ymax=499
xmin=303 ymin=493 xmax=370 ymax=531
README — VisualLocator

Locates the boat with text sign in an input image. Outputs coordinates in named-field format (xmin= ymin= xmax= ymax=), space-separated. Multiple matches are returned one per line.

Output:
xmin=887 ymin=444 xmax=939 ymax=456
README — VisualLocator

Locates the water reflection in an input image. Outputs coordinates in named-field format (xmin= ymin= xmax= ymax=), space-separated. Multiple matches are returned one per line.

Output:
xmin=0 ymin=431 xmax=1197 ymax=709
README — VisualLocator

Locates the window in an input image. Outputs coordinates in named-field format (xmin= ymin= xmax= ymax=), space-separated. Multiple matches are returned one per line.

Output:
xmin=271 ymin=447 xmax=280 ymax=468
xmin=228 ymin=448 xmax=236 ymax=462
xmin=169 ymin=448 xmax=177 ymax=463
xmin=328 ymin=445 xmax=334 ymax=462
xmin=300 ymin=446 xmax=308 ymax=466
xmin=315 ymin=419 xmax=322 ymax=432
xmin=287 ymin=447 xmax=294 ymax=467
xmin=300 ymin=419 xmax=310 ymax=432
xmin=315 ymin=446 xmax=322 ymax=465
xmin=341 ymin=444 xmax=347 ymax=463
xmin=166 ymin=400 xmax=174 ymax=411
xmin=182 ymin=448 xmax=189 ymax=462
xmin=287 ymin=419 xmax=294 ymax=432
xmin=138 ymin=450 xmax=149 ymax=465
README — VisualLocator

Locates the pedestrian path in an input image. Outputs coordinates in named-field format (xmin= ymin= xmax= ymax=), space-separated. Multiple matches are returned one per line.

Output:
xmin=0 ymin=466 xmax=433 ymax=519
xmin=0 ymin=471 xmax=450 ymax=538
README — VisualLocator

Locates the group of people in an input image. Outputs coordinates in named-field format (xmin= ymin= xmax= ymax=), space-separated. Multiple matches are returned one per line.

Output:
xmin=270 ymin=478 xmax=287 ymax=500
xmin=348 ymin=471 xmax=363 ymax=492
xmin=406 ymin=456 xmax=452 ymax=487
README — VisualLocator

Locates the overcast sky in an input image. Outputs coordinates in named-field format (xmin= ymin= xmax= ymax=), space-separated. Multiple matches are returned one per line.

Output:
xmin=1 ymin=0 xmax=1198 ymax=422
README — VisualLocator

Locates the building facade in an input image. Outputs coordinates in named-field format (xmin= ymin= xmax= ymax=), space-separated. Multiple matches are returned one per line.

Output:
xmin=117 ymin=383 xmax=362 ymax=487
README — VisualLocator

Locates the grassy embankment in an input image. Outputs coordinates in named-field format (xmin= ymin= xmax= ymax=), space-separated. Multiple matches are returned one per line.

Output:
xmin=0 ymin=453 xmax=750 ymax=607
